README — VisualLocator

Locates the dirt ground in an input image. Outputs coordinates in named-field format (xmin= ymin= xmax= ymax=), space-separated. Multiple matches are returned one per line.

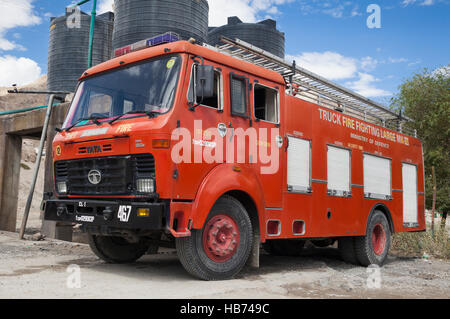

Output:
xmin=0 ymin=231 xmax=448 ymax=299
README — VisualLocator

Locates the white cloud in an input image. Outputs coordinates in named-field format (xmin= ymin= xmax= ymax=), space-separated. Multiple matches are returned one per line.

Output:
xmin=346 ymin=73 xmax=391 ymax=97
xmin=361 ymin=56 xmax=378 ymax=72
xmin=286 ymin=51 xmax=392 ymax=97
xmin=323 ymin=5 xmax=345 ymax=18
xmin=402 ymin=0 xmax=437 ymax=6
xmin=402 ymin=0 xmax=417 ymax=5
xmin=297 ymin=0 xmax=361 ymax=18
xmin=98 ymin=0 xmax=114 ymax=14
xmin=351 ymin=5 xmax=362 ymax=16
xmin=287 ymin=51 xmax=358 ymax=80
xmin=0 ymin=0 xmax=41 ymax=51
xmin=388 ymin=57 xmax=408 ymax=63
xmin=209 ymin=0 xmax=294 ymax=26
xmin=97 ymin=0 xmax=292 ymax=26
xmin=0 ymin=55 xmax=42 ymax=86
xmin=209 ymin=0 xmax=258 ymax=25
xmin=408 ymin=59 xmax=422 ymax=67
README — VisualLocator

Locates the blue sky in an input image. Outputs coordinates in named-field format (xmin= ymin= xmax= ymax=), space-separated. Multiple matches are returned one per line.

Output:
xmin=0 ymin=0 xmax=448 ymax=105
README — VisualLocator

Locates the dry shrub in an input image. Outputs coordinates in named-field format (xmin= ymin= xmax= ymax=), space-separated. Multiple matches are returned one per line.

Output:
xmin=391 ymin=228 xmax=450 ymax=259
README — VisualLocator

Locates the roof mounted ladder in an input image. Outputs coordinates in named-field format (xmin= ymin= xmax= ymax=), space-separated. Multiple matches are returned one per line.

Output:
xmin=204 ymin=36 xmax=413 ymax=134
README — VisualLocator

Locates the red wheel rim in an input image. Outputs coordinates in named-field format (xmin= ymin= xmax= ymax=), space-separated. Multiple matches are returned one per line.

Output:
xmin=202 ymin=214 xmax=240 ymax=262
xmin=372 ymin=223 xmax=386 ymax=255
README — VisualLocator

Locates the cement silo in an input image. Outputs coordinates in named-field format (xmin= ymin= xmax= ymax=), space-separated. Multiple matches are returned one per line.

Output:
xmin=208 ymin=17 xmax=285 ymax=58
xmin=47 ymin=10 xmax=114 ymax=93
xmin=112 ymin=0 xmax=209 ymax=50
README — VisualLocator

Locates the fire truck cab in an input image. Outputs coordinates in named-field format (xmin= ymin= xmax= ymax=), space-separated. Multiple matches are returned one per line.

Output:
xmin=44 ymin=34 xmax=425 ymax=280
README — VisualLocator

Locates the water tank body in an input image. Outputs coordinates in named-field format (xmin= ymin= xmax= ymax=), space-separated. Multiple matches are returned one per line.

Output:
xmin=208 ymin=16 xmax=285 ymax=58
xmin=112 ymin=0 xmax=209 ymax=50
xmin=47 ymin=10 xmax=114 ymax=93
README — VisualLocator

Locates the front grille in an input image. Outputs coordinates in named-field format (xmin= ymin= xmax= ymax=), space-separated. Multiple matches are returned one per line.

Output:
xmin=55 ymin=154 xmax=155 ymax=196
xmin=132 ymin=154 xmax=156 ymax=177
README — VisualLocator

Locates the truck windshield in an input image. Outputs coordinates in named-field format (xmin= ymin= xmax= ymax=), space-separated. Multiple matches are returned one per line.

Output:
xmin=63 ymin=55 xmax=182 ymax=128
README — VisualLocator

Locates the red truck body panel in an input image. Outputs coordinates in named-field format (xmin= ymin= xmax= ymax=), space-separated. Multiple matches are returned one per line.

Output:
xmin=52 ymin=40 xmax=425 ymax=241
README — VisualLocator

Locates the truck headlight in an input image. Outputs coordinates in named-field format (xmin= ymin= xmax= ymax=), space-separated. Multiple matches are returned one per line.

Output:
xmin=136 ymin=178 xmax=154 ymax=193
xmin=57 ymin=181 xmax=67 ymax=194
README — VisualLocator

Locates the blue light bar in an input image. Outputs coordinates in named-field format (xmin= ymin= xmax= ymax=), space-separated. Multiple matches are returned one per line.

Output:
xmin=114 ymin=32 xmax=180 ymax=57
xmin=146 ymin=32 xmax=180 ymax=47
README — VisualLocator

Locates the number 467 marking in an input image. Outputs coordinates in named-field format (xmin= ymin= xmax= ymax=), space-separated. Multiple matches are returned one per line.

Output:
xmin=118 ymin=205 xmax=132 ymax=222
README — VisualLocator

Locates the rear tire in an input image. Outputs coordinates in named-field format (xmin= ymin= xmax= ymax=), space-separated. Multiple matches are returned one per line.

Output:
xmin=354 ymin=210 xmax=391 ymax=266
xmin=88 ymin=234 xmax=149 ymax=263
xmin=264 ymin=239 xmax=305 ymax=256
xmin=176 ymin=196 xmax=253 ymax=280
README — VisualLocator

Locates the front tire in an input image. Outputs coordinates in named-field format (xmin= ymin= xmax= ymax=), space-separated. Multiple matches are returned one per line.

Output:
xmin=88 ymin=234 xmax=149 ymax=263
xmin=354 ymin=210 xmax=391 ymax=266
xmin=176 ymin=196 xmax=253 ymax=280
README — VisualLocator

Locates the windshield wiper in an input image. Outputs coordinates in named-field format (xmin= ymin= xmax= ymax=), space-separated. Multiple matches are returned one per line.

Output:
xmin=63 ymin=115 xmax=106 ymax=132
xmin=108 ymin=109 xmax=160 ymax=125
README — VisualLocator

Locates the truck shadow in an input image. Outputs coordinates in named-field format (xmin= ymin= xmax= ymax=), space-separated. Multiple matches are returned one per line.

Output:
xmin=65 ymin=246 xmax=400 ymax=281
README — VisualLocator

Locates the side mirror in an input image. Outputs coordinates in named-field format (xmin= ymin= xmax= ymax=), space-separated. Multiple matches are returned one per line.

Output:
xmin=196 ymin=65 xmax=214 ymax=99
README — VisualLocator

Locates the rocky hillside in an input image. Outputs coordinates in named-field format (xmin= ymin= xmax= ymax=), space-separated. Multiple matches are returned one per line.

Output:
xmin=0 ymin=75 xmax=47 ymax=112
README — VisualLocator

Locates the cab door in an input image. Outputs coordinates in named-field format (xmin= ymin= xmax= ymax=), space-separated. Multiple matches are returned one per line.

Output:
xmin=224 ymin=69 xmax=283 ymax=208
xmin=249 ymin=79 xmax=284 ymax=208
xmin=171 ymin=57 xmax=226 ymax=199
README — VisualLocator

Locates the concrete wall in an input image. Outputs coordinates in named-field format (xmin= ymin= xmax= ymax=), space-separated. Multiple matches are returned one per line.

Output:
xmin=0 ymin=103 xmax=70 ymax=238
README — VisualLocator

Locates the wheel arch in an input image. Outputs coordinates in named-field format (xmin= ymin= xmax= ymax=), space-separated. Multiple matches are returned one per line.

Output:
xmin=190 ymin=164 xmax=266 ymax=240
xmin=368 ymin=203 xmax=395 ymax=234
xmin=225 ymin=190 xmax=261 ymax=242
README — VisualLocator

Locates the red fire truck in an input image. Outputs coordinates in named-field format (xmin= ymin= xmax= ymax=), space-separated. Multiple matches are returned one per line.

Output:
xmin=44 ymin=33 xmax=425 ymax=280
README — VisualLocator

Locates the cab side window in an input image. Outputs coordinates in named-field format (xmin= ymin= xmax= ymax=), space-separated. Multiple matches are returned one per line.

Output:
xmin=254 ymin=84 xmax=279 ymax=123
xmin=188 ymin=64 xmax=222 ymax=109
xmin=230 ymin=74 xmax=248 ymax=117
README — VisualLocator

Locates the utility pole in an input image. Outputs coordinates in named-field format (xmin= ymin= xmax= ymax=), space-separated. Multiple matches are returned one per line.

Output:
xmin=71 ymin=0 xmax=97 ymax=68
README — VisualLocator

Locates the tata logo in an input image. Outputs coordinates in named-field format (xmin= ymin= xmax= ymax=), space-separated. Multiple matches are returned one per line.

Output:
xmin=87 ymin=145 xmax=102 ymax=154
xmin=88 ymin=169 xmax=102 ymax=185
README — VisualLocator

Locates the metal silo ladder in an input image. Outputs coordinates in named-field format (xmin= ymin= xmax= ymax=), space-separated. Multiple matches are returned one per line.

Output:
xmin=203 ymin=36 xmax=414 ymax=136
